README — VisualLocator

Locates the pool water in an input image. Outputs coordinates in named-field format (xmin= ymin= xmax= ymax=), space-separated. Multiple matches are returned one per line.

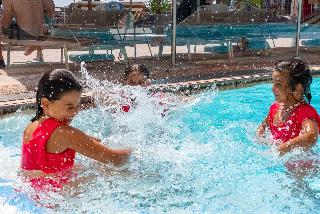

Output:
xmin=1 ymin=78 xmax=320 ymax=213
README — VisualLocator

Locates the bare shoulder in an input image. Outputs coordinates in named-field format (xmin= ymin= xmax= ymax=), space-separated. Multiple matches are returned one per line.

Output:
xmin=46 ymin=125 xmax=80 ymax=153
xmin=49 ymin=125 xmax=90 ymax=148
xmin=50 ymin=125 xmax=74 ymax=143
xmin=23 ymin=121 xmax=39 ymax=143
xmin=51 ymin=125 xmax=85 ymax=139
xmin=47 ymin=124 xmax=97 ymax=153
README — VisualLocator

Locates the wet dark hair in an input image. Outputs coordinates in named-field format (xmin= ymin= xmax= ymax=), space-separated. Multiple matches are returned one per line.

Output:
xmin=275 ymin=58 xmax=312 ymax=103
xmin=31 ymin=69 xmax=83 ymax=122
xmin=123 ymin=64 xmax=150 ymax=81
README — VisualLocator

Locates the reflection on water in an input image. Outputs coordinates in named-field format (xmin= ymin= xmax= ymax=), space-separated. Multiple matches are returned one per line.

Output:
xmin=0 ymin=74 xmax=320 ymax=213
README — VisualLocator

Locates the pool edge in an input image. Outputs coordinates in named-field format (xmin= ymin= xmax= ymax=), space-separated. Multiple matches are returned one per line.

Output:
xmin=1 ymin=69 xmax=320 ymax=115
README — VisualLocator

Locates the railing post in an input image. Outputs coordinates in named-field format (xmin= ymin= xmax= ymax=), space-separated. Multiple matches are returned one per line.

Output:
xmin=171 ymin=0 xmax=177 ymax=67
xmin=134 ymin=24 xmax=137 ymax=59
xmin=295 ymin=0 xmax=302 ymax=57
xmin=228 ymin=40 xmax=234 ymax=60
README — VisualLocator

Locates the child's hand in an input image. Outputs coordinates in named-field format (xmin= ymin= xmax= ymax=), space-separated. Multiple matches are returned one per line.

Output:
xmin=278 ymin=142 xmax=290 ymax=156
xmin=0 ymin=29 xmax=6 ymax=39
xmin=115 ymin=148 xmax=132 ymax=165
xmin=119 ymin=148 xmax=132 ymax=156
xmin=256 ymin=125 xmax=266 ymax=138
xmin=41 ymin=24 xmax=50 ymax=35
xmin=257 ymin=118 xmax=268 ymax=138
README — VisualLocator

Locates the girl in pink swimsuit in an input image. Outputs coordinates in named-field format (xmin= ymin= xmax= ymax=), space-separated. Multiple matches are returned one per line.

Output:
xmin=21 ymin=69 xmax=131 ymax=190
xmin=257 ymin=59 xmax=320 ymax=173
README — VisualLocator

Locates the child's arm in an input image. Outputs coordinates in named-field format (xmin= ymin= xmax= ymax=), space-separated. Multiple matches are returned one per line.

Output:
xmin=49 ymin=126 xmax=131 ymax=166
xmin=278 ymin=119 xmax=319 ymax=155
xmin=256 ymin=116 xmax=269 ymax=137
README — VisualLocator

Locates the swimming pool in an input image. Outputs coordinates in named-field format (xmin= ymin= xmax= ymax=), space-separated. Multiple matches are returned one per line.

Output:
xmin=1 ymin=78 xmax=320 ymax=213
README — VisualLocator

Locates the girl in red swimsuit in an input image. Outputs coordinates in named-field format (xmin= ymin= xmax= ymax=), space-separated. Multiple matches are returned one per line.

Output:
xmin=21 ymin=69 xmax=131 ymax=190
xmin=257 ymin=59 xmax=320 ymax=172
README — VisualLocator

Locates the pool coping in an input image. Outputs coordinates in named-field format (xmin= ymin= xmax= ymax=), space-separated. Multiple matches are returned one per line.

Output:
xmin=153 ymin=73 xmax=272 ymax=92
xmin=1 ymin=68 xmax=320 ymax=115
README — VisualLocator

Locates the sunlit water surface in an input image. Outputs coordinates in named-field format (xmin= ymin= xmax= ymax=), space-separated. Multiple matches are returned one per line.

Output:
xmin=1 ymin=75 xmax=320 ymax=213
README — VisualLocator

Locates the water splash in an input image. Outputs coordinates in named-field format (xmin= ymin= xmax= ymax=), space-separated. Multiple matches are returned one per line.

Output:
xmin=1 ymin=73 xmax=320 ymax=212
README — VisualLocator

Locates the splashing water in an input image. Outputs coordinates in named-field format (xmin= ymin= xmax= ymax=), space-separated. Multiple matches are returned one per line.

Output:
xmin=1 ymin=72 xmax=320 ymax=213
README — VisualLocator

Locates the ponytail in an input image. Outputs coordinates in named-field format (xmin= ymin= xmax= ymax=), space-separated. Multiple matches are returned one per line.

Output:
xmin=31 ymin=89 xmax=43 ymax=122
xmin=306 ymin=91 xmax=312 ymax=104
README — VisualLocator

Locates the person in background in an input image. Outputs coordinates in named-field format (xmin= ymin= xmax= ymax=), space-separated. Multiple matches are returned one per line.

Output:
xmin=0 ymin=0 xmax=55 ymax=67
xmin=120 ymin=63 xmax=151 ymax=112
xmin=23 ymin=0 xmax=55 ymax=61
xmin=121 ymin=63 xmax=173 ymax=117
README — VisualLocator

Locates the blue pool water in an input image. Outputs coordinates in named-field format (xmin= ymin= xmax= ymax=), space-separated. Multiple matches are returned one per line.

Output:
xmin=1 ymin=78 xmax=320 ymax=213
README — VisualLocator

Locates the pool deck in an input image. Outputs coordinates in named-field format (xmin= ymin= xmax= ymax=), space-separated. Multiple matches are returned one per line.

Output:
xmin=1 ymin=46 xmax=320 ymax=114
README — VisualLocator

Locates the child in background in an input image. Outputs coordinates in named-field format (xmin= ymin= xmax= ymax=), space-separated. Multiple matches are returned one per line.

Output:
xmin=120 ymin=63 xmax=151 ymax=112
xmin=123 ymin=63 xmax=151 ymax=87
xmin=21 ymin=69 xmax=131 ymax=189
xmin=257 ymin=59 xmax=320 ymax=158
xmin=97 ymin=63 xmax=171 ymax=116
xmin=121 ymin=63 xmax=176 ymax=116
